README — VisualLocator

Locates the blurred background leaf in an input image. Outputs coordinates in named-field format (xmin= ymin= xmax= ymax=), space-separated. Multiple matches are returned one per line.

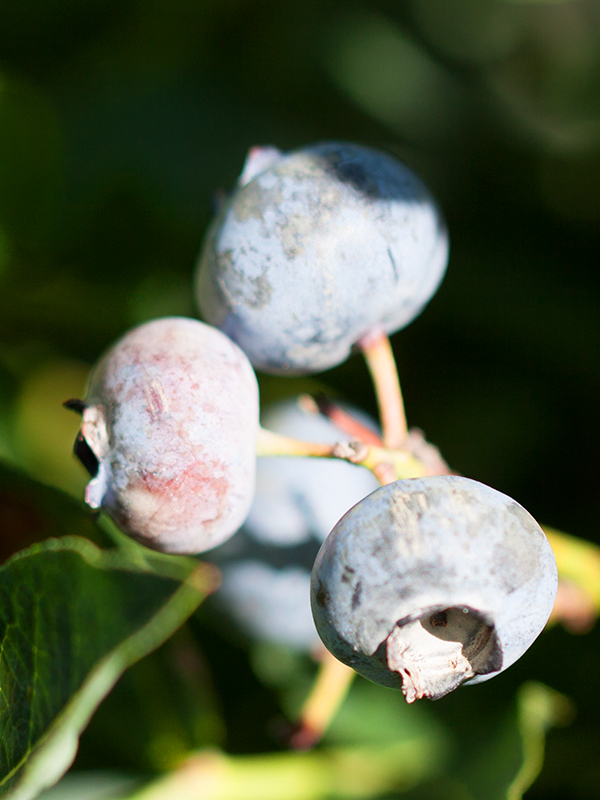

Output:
xmin=31 ymin=681 xmax=570 ymax=800
xmin=0 ymin=534 xmax=217 ymax=800
xmin=0 ymin=460 xmax=106 ymax=561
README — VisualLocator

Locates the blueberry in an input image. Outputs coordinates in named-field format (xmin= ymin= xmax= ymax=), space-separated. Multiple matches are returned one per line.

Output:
xmin=209 ymin=398 xmax=380 ymax=649
xmin=68 ymin=317 xmax=259 ymax=554
xmin=311 ymin=476 xmax=558 ymax=701
xmin=244 ymin=399 xmax=381 ymax=547
xmin=195 ymin=142 xmax=448 ymax=374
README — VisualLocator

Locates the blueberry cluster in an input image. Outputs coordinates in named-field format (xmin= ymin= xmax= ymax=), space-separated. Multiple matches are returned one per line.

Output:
xmin=67 ymin=142 xmax=557 ymax=701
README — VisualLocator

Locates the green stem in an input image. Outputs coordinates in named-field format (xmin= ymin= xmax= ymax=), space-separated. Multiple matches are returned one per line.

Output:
xmin=256 ymin=426 xmax=332 ymax=458
xmin=256 ymin=427 xmax=426 ymax=485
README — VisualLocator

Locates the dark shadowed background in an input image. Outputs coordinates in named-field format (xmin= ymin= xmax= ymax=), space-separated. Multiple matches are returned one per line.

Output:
xmin=0 ymin=1 xmax=599 ymax=798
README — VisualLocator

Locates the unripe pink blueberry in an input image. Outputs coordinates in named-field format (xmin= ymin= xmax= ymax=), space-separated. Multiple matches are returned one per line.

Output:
xmin=311 ymin=476 xmax=558 ymax=702
xmin=69 ymin=317 xmax=259 ymax=554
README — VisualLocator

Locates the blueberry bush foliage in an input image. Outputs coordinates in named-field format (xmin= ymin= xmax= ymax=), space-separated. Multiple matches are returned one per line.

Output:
xmin=0 ymin=1 xmax=599 ymax=799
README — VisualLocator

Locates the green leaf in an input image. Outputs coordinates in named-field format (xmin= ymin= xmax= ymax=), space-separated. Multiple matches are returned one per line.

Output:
xmin=544 ymin=526 xmax=600 ymax=609
xmin=76 ymin=628 xmax=225 ymax=772
xmin=404 ymin=681 xmax=573 ymax=800
xmin=27 ymin=682 xmax=572 ymax=800
xmin=38 ymin=771 xmax=141 ymax=800
xmin=124 ymin=740 xmax=447 ymax=800
xmin=506 ymin=682 xmax=574 ymax=800
xmin=324 ymin=676 xmax=448 ymax=753
xmin=0 ymin=460 xmax=108 ymax=562
xmin=0 ymin=536 xmax=219 ymax=800
xmin=456 ymin=681 xmax=571 ymax=800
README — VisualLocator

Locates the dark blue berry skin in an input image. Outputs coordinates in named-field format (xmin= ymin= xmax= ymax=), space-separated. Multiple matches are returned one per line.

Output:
xmin=196 ymin=142 xmax=449 ymax=374
xmin=311 ymin=476 xmax=558 ymax=701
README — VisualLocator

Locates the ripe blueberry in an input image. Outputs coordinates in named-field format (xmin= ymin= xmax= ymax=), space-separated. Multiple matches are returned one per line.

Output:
xmin=311 ymin=476 xmax=558 ymax=701
xmin=210 ymin=398 xmax=380 ymax=649
xmin=195 ymin=142 xmax=448 ymax=374
xmin=68 ymin=317 xmax=259 ymax=554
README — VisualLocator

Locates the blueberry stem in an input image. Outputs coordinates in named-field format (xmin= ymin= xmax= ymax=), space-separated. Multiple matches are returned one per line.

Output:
xmin=371 ymin=462 xmax=399 ymax=486
xmin=302 ymin=397 xmax=451 ymax=481
xmin=255 ymin=427 xmax=426 ymax=483
xmin=289 ymin=651 xmax=356 ymax=750
xmin=256 ymin=426 xmax=333 ymax=458
xmin=304 ymin=394 xmax=384 ymax=447
xmin=357 ymin=328 xmax=407 ymax=449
